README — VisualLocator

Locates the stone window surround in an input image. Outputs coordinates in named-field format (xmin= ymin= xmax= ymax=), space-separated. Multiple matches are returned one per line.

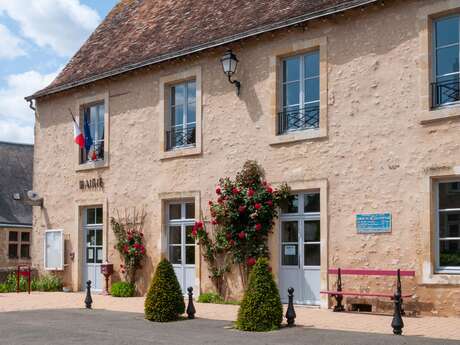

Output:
xmin=270 ymin=179 xmax=329 ymax=308
xmin=422 ymin=172 xmax=460 ymax=286
xmin=159 ymin=191 xmax=201 ymax=294
xmin=418 ymin=2 xmax=460 ymax=124
xmin=268 ymin=36 xmax=328 ymax=145
xmin=73 ymin=197 xmax=108 ymax=291
xmin=159 ymin=66 xmax=202 ymax=160
xmin=74 ymin=92 xmax=110 ymax=172
xmin=8 ymin=228 xmax=31 ymax=259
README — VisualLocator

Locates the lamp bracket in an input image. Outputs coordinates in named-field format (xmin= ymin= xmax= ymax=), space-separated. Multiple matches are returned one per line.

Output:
xmin=228 ymin=75 xmax=241 ymax=96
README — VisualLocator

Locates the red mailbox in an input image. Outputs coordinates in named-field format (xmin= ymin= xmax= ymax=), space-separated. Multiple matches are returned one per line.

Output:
xmin=100 ymin=262 xmax=113 ymax=295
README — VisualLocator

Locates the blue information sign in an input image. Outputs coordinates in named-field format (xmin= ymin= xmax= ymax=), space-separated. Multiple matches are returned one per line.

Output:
xmin=356 ymin=213 xmax=392 ymax=233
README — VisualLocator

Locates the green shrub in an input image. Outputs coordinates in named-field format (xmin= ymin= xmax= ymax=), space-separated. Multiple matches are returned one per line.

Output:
xmin=4 ymin=273 xmax=28 ymax=292
xmin=197 ymin=292 xmax=224 ymax=304
xmin=236 ymin=258 xmax=283 ymax=332
xmin=0 ymin=283 xmax=8 ymax=293
xmin=32 ymin=274 xmax=62 ymax=292
xmin=144 ymin=258 xmax=185 ymax=322
xmin=111 ymin=281 xmax=135 ymax=297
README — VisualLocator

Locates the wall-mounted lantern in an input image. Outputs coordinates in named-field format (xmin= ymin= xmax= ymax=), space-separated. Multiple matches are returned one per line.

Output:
xmin=220 ymin=49 xmax=241 ymax=96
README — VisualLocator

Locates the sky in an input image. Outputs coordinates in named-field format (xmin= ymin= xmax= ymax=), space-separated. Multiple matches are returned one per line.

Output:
xmin=0 ymin=0 xmax=119 ymax=144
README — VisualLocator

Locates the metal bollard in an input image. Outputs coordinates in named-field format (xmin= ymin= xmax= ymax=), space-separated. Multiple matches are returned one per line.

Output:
xmin=186 ymin=287 xmax=196 ymax=319
xmin=285 ymin=287 xmax=296 ymax=327
xmin=391 ymin=291 xmax=404 ymax=335
xmin=85 ymin=280 xmax=93 ymax=309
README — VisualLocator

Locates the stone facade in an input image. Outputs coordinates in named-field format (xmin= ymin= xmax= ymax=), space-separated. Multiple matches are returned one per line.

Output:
xmin=32 ymin=0 xmax=460 ymax=316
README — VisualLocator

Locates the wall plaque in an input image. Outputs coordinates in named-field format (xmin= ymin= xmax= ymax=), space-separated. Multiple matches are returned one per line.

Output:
xmin=79 ymin=177 xmax=103 ymax=191
xmin=356 ymin=213 xmax=391 ymax=234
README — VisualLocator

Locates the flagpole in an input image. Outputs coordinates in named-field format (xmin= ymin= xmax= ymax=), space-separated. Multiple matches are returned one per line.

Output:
xmin=68 ymin=108 xmax=77 ymax=123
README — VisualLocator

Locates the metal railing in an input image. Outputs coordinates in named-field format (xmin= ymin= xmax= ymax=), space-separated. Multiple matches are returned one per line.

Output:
xmin=277 ymin=105 xmax=320 ymax=135
xmin=431 ymin=78 xmax=460 ymax=108
xmin=166 ymin=124 xmax=196 ymax=150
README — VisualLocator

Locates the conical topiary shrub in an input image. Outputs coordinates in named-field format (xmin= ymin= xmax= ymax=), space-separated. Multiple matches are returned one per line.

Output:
xmin=236 ymin=257 xmax=283 ymax=331
xmin=144 ymin=258 xmax=185 ymax=322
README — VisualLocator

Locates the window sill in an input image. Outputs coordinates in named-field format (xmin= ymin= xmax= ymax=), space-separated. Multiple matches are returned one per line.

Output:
xmin=269 ymin=128 xmax=327 ymax=146
xmin=76 ymin=159 xmax=109 ymax=172
xmin=160 ymin=145 xmax=201 ymax=160
xmin=421 ymin=272 xmax=460 ymax=285
xmin=420 ymin=103 xmax=460 ymax=124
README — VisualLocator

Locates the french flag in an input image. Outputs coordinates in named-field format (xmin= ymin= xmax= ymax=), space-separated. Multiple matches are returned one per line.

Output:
xmin=73 ymin=120 xmax=85 ymax=149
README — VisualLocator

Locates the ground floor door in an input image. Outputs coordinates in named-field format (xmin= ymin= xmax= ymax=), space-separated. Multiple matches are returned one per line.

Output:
xmin=279 ymin=193 xmax=321 ymax=305
xmin=167 ymin=201 xmax=196 ymax=294
xmin=83 ymin=207 xmax=103 ymax=291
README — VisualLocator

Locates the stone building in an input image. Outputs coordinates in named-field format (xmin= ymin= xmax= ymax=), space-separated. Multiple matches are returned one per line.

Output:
xmin=26 ymin=0 xmax=460 ymax=316
xmin=0 ymin=142 xmax=33 ymax=272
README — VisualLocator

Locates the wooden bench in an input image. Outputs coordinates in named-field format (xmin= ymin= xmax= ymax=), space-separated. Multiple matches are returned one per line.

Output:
xmin=320 ymin=268 xmax=415 ymax=335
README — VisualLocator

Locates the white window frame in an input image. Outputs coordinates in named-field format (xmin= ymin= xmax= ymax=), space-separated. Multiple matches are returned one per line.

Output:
xmin=44 ymin=229 xmax=64 ymax=271
xmin=435 ymin=181 xmax=460 ymax=274
xmin=281 ymin=51 xmax=320 ymax=133
xmin=168 ymin=80 xmax=197 ymax=150
xmin=166 ymin=201 xmax=196 ymax=267
xmin=80 ymin=102 xmax=105 ymax=164
xmin=432 ymin=14 xmax=460 ymax=108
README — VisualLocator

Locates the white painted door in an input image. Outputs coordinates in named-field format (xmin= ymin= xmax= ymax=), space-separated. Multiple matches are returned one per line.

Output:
xmin=83 ymin=207 xmax=103 ymax=291
xmin=279 ymin=193 xmax=321 ymax=305
xmin=167 ymin=201 xmax=196 ymax=294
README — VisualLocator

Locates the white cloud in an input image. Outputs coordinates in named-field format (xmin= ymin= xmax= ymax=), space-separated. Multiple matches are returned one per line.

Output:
xmin=0 ymin=24 xmax=26 ymax=59
xmin=0 ymin=69 xmax=59 ymax=144
xmin=0 ymin=0 xmax=100 ymax=57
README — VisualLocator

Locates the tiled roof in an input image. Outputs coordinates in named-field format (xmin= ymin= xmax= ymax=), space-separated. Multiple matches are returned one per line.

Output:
xmin=28 ymin=0 xmax=377 ymax=100
xmin=0 ymin=142 xmax=33 ymax=227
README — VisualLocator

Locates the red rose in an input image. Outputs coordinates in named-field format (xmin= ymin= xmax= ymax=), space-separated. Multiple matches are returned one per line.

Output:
xmin=262 ymin=181 xmax=267 ymax=186
xmin=120 ymin=264 xmax=124 ymax=268
xmin=211 ymin=219 xmax=218 ymax=225
xmin=238 ymin=205 xmax=246 ymax=214
xmin=266 ymin=186 xmax=273 ymax=193
xmin=218 ymin=196 xmax=224 ymax=204
xmin=254 ymin=203 xmax=262 ymax=210
xmin=140 ymin=233 xmax=144 ymax=237
xmin=255 ymin=223 xmax=262 ymax=231
xmin=121 ymin=269 xmax=125 ymax=274
xmin=191 ymin=229 xmax=197 ymax=237
xmin=246 ymin=257 xmax=256 ymax=266
xmin=238 ymin=231 xmax=246 ymax=239
xmin=123 ymin=244 xmax=129 ymax=253
xmin=226 ymin=232 xmax=232 ymax=240
xmin=266 ymin=200 xmax=273 ymax=207
xmin=208 ymin=200 xmax=213 ymax=206
xmin=232 ymin=187 xmax=239 ymax=195
xmin=229 ymin=240 xmax=235 ymax=246
xmin=247 ymin=189 xmax=255 ymax=197
xmin=216 ymin=187 xmax=221 ymax=195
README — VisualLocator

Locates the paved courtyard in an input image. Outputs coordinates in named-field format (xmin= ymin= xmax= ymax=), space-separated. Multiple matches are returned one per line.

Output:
xmin=1 ymin=309 xmax=459 ymax=345
xmin=0 ymin=292 xmax=459 ymax=343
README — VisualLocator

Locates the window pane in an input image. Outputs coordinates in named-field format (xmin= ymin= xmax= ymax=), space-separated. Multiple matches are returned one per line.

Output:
xmin=439 ymin=211 xmax=460 ymax=238
xmin=283 ymin=57 xmax=300 ymax=82
xmin=186 ymin=246 xmax=195 ymax=264
xmin=283 ymin=82 xmax=300 ymax=107
xmin=304 ymin=220 xmax=320 ymax=242
xmin=9 ymin=231 xmax=18 ymax=242
xmin=305 ymin=77 xmax=319 ymax=103
xmin=169 ymin=204 xmax=181 ymax=219
xmin=186 ymin=225 xmax=195 ymax=244
xmin=281 ymin=195 xmax=299 ymax=213
xmin=96 ymin=248 xmax=103 ymax=264
xmin=8 ymin=244 xmax=18 ymax=258
xmin=21 ymin=232 xmax=30 ymax=242
xmin=185 ymin=203 xmax=195 ymax=219
xmin=439 ymin=182 xmax=460 ymax=209
xmin=436 ymin=46 xmax=459 ymax=76
xmin=282 ymin=244 xmax=298 ymax=266
xmin=187 ymin=103 xmax=196 ymax=124
xmin=304 ymin=193 xmax=320 ymax=212
xmin=169 ymin=246 xmax=181 ymax=264
xmin=96 ymin=208 xmax=103 ymax=224
xmin=304 ymin=51 xmax=319 ymax=78
xmin=436 ymin=16 xmax=459 ymax=47
xmin=86 ymin=208 xmax=96 ymax=224
xmin=86 ymin=248 xmax=95 ymax=263
xmin=304 ymin=243 xmax=320 ymax=266
xmin=436 ymin=74 xmax=460 ymax=105
xmin=169 ymin=226 xmax=181 ymax=244
xmin=440 ymin=240 xmax=460 ymax=267
xmin=187 ymin=81 xmax=196 ymax=104
xmin=20 ymin=244 xmax=30 ymax=258
xmin=281 ymin=221 xmax=298 ymax=242
xmin=172 ymin=105 xmax=184 ymax=126
xmin=95 ymin=229 xmax=103 ymax=246
xmin=87 ymin=229 xmax=95 ymax=246
xmin=173 ymin=84 xmax=185 ymax=105
xmin=45 ymin=231 xmax=62 ymax=269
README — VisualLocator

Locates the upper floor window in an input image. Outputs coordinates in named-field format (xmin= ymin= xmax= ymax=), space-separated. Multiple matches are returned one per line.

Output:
xmin=432 ymin=15 xmax=460 ymax=108
xmin=8 ymin=230 xmax=31 ymax=259
xmin=278 ymin=50 xmax=320 ymax=135
xmin=80 ymin=103 xmax=105 ymax=164
xmin=166 ymin=80 xmax=196 ymax=151
xmin=437 ymin=181 xmax=460 ymax=272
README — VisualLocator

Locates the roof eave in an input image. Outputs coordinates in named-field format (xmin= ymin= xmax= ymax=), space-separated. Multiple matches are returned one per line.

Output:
xmin=25 ymin=0 xmax=378 ymax=101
